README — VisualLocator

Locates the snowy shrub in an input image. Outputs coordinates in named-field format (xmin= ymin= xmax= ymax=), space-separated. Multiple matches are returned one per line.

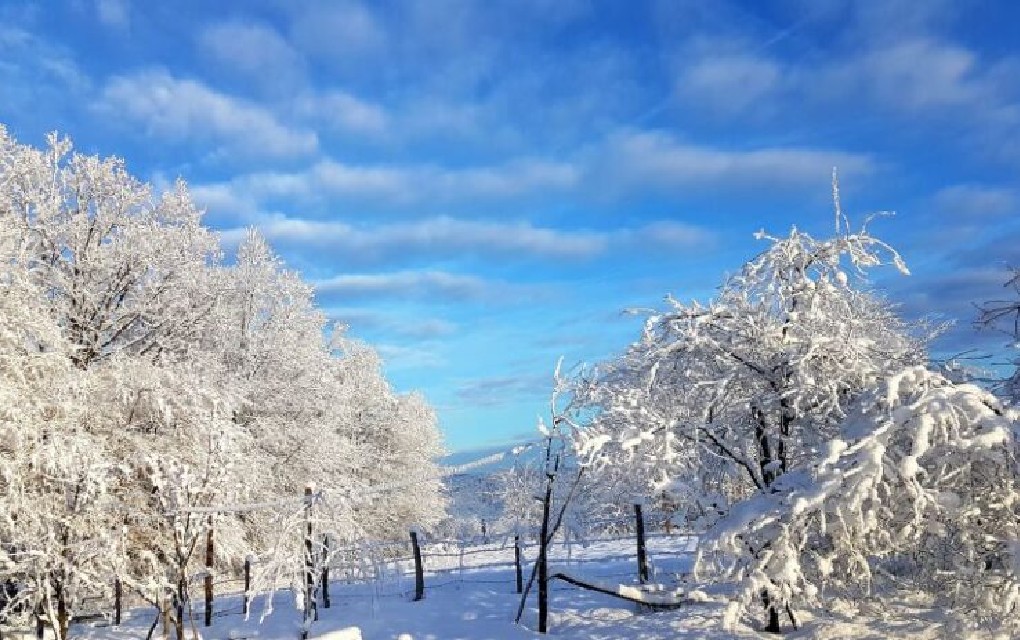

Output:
xmin=700 ymin=366 xmax=1019 ymax=632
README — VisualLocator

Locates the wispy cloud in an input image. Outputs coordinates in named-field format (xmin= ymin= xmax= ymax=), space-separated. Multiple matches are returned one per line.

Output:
xmin=97 ymin=70 xmax=318 ymax=161
xmin=664 ymin=8 xmax=1020 ymax=164
xmin=196 ymin=128 xmax=875 ymax=212
xmin=316 ymin=269 xmax=495 ymax=300
xmin=0 ymin=26 xmax=90 ymax=109
xmin=289 ymin=1 xmax=386 ymax=62
xmin=221 ymin=216 xmax=604 ymax=261
xmin=598 ymin=130 xmax=874 ymax=191
xmin=326 ymin=307 xmax=458 ymax=339
xmin=376 ymin=343 xmax=445 ymax=371
xmin=219 ymin=215 xmax=715 ymax=266
xmin=932 ymin=184 xmax=1018 ymax=219
xmin=209 ymin=157 xmax=581 ymax=205
xmin=95 ymin=0 xmax=129 ymax=30
xmin=294 ymin=90 xmax=389 ymax=136
xmin=821 ymin=38 xmax=1019 ymax=125
xmin=675 ymin=54 xmax=784 ymax=116
xmin=455 ymin=373 xmax=552 ymax=407
xmin=197 ymin=21 xmax=304 ymax=89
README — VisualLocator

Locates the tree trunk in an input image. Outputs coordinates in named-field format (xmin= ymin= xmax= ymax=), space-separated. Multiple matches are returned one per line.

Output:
xmin=762 ymin=590 xmax=781 ymax=634
xmin=56 ymin=592 xmax=69 ymax=640
xmin=175 ymin=578 xmax=186 ymax=640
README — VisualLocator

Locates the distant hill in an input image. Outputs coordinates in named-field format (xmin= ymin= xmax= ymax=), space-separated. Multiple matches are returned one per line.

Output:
xmin=441 ymin=439 xmax=544 ymax=476
xmin=440 ymin=440 xmax=542 ymax=526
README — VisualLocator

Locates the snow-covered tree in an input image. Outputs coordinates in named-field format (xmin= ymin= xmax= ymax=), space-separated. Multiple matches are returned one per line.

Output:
xmin=0 ymin=127 xmax=220 ymax=369
xmin=976 ymin=266 xmax=1020 ymax=403
xmin=701 ymin=367 xmax=1019 ymax=633
xmin=579 ymin=223 xmax=925 ymax=491
xmin=573 ymin=216 xmax=934 ymax=630
xmin=0 ymin=126 xmax=447 ymax=638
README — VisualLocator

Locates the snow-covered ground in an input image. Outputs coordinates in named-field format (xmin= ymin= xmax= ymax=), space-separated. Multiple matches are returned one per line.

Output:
xmin=35 ymin=535 xmax=1004 ymax=640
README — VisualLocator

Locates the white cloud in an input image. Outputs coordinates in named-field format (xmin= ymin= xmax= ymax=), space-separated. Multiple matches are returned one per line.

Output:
xmin=315 ymin=271 xmax=493 ymax=300
xmin=600 ymin=130 xmax=874 ymax=190
xmin=219 ymin=215 xmax=715 ymax=265
xmin=823 ymin=38 xmax=1016 ymax=119
xmin=676 ymin=54 xmax=783 ymax=115
xmin=290 ymin=1 xmax=386 ymax=61
xmin=326 ymin=307 xmax=457 ymax=338
xmin=311 ymin=157 xmax=580 ymax=201
xmin=932 ymin=184 xmax=1017 ymax=219
xmin=208 ymin=156 xmax=580 ymax=205
xmin=0 ymin=26 xmax=90 ymax=102
xmin=95 ymin=0 xmax=129 ymax=30
xmin=623 ymin=221 xmax=718 ymax=250
xmin=295 ymin=90 xmax=388 ymax=135
xmin=197 ymin=21 xmax=303 ymax=86
xmin=375 ymin=343 xmax=445 ymax=371
xmin=98 ymin=70 xmax=318 ymax=160
xmin=222 ymin=215 xmax=606 ymax=261
xmin=455 ymin=373 xmax=551 ymax=406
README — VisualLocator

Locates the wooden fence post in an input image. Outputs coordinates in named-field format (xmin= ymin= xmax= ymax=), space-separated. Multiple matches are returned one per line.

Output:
xmin=538 ymin=474 xmax=553 ymax=634
xmin=635 ymin=503 xmax=649 ymax=584
xmin=114 ymin=579 xmax=122 ymax=626
xmin=204 ymin=515 xmax=214 ymax=627
xmin=514 ymin=535 xmax=523 ymax=594
xmin=243 ymin=557 xmax=251 ymax=616
xmin=302 ymin=485 xmax=316 ymax=640
xmin=321 ymin=534 xmax=331 ymax=609
xmin=410 ymin=530 xmax=424 ymax=601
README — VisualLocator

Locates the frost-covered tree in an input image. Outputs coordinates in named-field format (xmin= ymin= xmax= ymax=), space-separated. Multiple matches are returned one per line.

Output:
xmin=0 ymin=231 xmax=116 ymax=639
xmin=0 ymin=127 xmax=220 ymax=369
xmin=574 ymin=217 xmax=932 ymax=630
xmin=701 ymin=367 xmax=1019 ymax=633
xmin=578 ymin=223 xmax=924 ymax=489
xmin=976 ymin=266 xmax=1020 ymax=403
xmin=330 ymin=338 xmax=446 ymax=538
xmin=0 ymin=126 xmax=446 ymax=638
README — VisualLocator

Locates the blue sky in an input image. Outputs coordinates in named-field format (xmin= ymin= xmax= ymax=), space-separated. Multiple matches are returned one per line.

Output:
xmin=2 ymin=0 xmax=1019 ymax=452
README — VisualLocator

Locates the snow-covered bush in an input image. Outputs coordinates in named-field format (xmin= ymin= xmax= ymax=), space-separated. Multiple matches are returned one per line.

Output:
xmin=701 ymin=367 xmax=1019 ymax=632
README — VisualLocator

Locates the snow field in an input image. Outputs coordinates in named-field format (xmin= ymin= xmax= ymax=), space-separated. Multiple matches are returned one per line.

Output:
xmin=69 ymin=534 xmax=717 ymax=639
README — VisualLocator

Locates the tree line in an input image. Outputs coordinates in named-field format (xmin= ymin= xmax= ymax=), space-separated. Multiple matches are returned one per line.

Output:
xmin=0 ymin=127 xmax=446 ymax=639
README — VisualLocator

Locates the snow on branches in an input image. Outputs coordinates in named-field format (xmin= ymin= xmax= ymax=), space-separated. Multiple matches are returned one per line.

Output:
xmin=566 ymin=220 xmax=1012 ymax=631
xmin=0 ymin=126 xmax=446 ymax=639
xmin=576 ymin=223 xmax=927 ymax=503
xmin=702 ymin=367 xmax=1019 ymax=632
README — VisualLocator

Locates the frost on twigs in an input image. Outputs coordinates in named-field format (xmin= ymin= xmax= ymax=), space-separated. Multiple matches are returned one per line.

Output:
xmin=0 ymin=126 xmax=447 ymax=640
xmin=700 ymin=367 xmax=1019 ymax=631
xmin=572 ymin=221 xmax=927 ymax=521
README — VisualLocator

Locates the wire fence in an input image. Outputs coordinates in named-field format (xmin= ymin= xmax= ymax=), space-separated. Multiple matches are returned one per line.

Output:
xmin=57 ymin=510 xmax=697 ymax=633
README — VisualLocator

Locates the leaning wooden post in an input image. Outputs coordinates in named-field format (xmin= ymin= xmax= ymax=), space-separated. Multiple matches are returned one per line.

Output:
xmin=114 ymin=579 xmax=122 ymax=626
xmin=204 ymin=515 xmax=214 ymax=627
xmin=410 ymin=530 xmax=425 ymax=601
xmin=634 ymin=503 xmax=649 ymax=584
xmin=321 ymin=534 xmax=331 ymax=609
xmin=243 ymin=557 xmax=252 ymax=616
xmin=514 ymin=535 xmax=523 ymax=594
